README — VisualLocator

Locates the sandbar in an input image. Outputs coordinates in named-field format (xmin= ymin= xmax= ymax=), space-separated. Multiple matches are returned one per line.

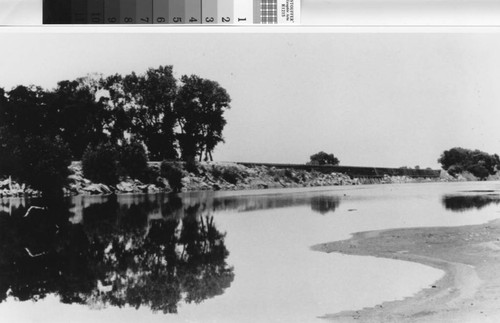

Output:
xmin=312 ymin=218 xmax=500 ymax=322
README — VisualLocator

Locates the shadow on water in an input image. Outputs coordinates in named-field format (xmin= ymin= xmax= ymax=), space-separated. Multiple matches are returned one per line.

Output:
xmin=0 ymin=191 xmax=343 ymax=313
xmin=442 ymin=194 xmax=500 ymax=212
xmin=0 ymin=195 xmax=234 ymax=314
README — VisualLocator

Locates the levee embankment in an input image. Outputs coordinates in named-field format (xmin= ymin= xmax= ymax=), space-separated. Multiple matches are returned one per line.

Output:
xmin=1 ymin=161 xmax=443 ymax=197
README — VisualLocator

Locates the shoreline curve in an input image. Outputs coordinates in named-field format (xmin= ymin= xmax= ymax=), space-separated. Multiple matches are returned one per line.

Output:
xmin=312 ymin=218 xmax=500 ymax=322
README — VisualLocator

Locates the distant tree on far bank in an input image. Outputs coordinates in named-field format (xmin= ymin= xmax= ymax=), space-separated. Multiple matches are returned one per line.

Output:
xmin=438 ymin=147 xmax=500 ymax=179
xmin=307 ymin=151 xmax=340 ymax=166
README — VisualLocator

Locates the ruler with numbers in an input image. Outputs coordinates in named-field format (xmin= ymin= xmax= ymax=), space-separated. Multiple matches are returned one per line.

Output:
xmin=43 ymin=0 xmax=300 ymax=24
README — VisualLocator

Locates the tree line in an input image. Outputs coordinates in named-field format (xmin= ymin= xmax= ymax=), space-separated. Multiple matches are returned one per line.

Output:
xmin=0 ymin=65 xmax=231 ymax=194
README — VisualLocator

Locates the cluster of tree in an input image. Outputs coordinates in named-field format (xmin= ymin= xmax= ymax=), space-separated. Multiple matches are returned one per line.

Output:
xmin=307 ymin=151 xmax=340 ymax=166
xmin=0 ymin=66 xmax=231 ymax=193
xmin=438 ymin=147 xmax=500 ymax=179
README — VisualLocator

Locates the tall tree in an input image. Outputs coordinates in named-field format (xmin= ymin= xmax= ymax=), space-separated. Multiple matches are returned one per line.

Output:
xmin=174 ymin=75 xmax=231 ymax=161
xmin=1 ymin=85 xmax=51 ymax=138
xmin=51 ymin=80 xmax=109 ymax=159
xmin=99 ymin=73 xmax=133 ymax=144
xmin=102 ymin=66 xmax=178 ymax=160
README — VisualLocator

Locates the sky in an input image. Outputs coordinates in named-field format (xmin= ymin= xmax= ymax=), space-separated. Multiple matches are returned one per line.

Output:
xmin=2 ymin=29 xmax=500 ymax=168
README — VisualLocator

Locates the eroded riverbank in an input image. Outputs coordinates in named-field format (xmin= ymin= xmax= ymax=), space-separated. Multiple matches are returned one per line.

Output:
xmin=313 ymin=218 xmax=500 ymax=322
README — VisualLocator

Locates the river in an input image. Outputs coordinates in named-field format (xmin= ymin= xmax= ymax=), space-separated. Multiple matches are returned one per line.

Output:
xmin=1 ymin=181 xmax=500 ymax=322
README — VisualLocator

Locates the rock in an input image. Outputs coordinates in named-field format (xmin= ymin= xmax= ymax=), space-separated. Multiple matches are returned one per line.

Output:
xmin=0 ymin=178 xmax=10 ymax=189
xmin=82 ymin=185 xmax=100 ymax=194
xmin=147 ymin=185 xmax=160 ymax=193
xmin=249 ymin=180 xmax=268 ymax=189
xmin=116 ymin=181 xmax=134 ymax=193
xmin=68 ymin=174 xmax=83 ymax=184
xmin=83 ymin=183 xmax=112 ymax=195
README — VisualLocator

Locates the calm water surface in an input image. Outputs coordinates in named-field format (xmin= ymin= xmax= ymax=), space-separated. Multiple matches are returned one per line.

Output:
xmin=1 ymin=181 xmax=500 ymax=323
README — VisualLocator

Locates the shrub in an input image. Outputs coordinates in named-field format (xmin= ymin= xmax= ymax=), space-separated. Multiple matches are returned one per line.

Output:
xmin=221 ymin=167 xmax=239 ymax=185
xmin=0 ymin=127 xmax=20 ymax=178
xmin=467 ymin=164 xmax=490 ymax=180
xmin=212 ymin=166 xmax=222 ymax=179
xmin=143 ymin=164 xmax=161 ymax=184
xmin=284 ymin=169 xmax=294 ymax=178
xmin=160 ymin=161 xmax=184 ymax=192
xmin=82 ymin=142 xmax=119 ymax=185
xmin=118 ymin=140 xmax=149 ymax=180
xmin=16 ymin=135 xmax=72 ymax=195
xmin=185 ymin=159 xmax=199 ymax=175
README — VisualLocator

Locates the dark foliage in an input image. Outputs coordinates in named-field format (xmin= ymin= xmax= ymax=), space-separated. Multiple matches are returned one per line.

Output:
xmin=438 ymin=147 xmax=500 ymax=177
xmin=466 ymin=164 xmax=490 ymax=180
xmin=174 ymin=75 xmax=231 ymax=161
xmin=82 ymin=142 xmax=119 ymax=185
xmin=160 ymin=162 xmax=184 ymax=192
xmin=1 ymin=66 xmax=231 ymax=186
xmin=51 ymin=80 xmax=109 ymax=159
xmin=211 ymin=165 xmax=240 ymax=185
xmin=0 ymin=127 xmax=20 ymax=177
xmin=185 ymin=159 xmax=199 ymax=175
xmin=143 ymin=164 xmax=161 ymax=185
xmin=220 ymin=167 xmax=239 ymax=185
xmin=0 ymin=127 xmax=71 ymax=196
xmin=101 ymin=66 xmax=179 ymax=160
xmin=118 ymin=140 xmax=149 ymax=180
xmin=16 ymin=136 xmax=72 ymax=195
xmin=307 ymin=151 xmax=340 ymax=166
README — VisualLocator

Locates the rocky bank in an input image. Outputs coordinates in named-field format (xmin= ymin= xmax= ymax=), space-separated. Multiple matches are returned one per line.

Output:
xmin=0 ymin=162 xmax=478 ymax=198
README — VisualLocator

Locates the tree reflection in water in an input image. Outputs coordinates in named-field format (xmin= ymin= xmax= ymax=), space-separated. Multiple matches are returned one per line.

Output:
xmin=0 ymin=196 xmax=234 ymax=314
xmin=442 ymin=194 xmax=500 ymax=212
xmin=310 ymin=196 xmax=341 ymax=215
xmin=0 ymin=190 xmax=343 ymax=313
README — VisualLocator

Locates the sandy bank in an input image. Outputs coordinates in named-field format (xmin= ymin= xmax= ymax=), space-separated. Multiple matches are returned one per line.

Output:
xmin=312 ymin=219 xmax=500 ymax=322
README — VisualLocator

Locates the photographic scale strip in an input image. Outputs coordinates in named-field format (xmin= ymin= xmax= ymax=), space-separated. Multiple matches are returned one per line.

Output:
xmin=43 ymin=0 xmax=300 ymax=25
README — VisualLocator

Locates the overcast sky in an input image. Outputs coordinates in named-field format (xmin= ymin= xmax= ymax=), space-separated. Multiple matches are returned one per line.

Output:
xmin=1 ymin=30 xmax=500 ymax=168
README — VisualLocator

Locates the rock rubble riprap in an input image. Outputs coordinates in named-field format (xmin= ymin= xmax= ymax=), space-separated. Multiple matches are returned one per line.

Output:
xmin=0 ymin=162 xmax=465 ymax=198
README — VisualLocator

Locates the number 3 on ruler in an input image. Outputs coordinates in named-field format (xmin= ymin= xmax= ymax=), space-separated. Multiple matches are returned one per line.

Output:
xmin=205 ymin=17 xmax=214 ymax=23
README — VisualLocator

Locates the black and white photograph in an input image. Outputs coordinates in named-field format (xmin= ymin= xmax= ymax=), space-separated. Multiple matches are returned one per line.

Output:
xmin=2 ymin=28 xmax=500 ymax=323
